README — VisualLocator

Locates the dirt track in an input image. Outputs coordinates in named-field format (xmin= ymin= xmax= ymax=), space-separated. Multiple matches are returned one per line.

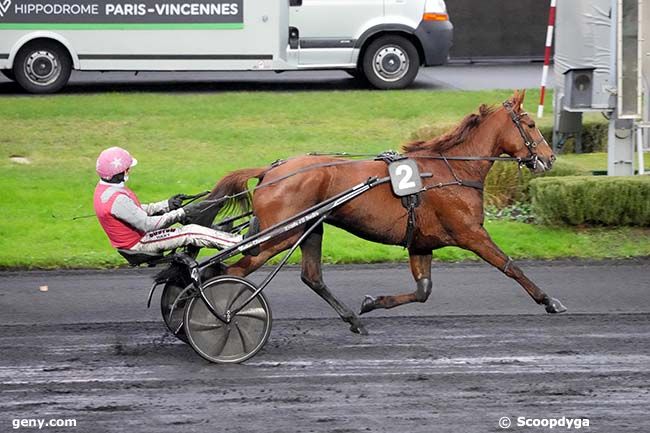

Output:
xmin=1 ymin=261 xmax=649 ymax=432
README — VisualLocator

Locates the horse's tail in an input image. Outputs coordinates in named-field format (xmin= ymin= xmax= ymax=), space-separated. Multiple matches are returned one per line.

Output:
xmin=208 ymin=167 xmax=267 ymax=215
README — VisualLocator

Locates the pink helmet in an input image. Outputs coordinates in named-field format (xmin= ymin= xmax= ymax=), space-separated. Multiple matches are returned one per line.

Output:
xmin=96 ymin=147 xmax=138 ymax=179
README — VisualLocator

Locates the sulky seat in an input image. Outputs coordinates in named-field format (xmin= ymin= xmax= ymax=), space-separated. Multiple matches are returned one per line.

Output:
xmin=117 ymin=249 xmax=165 ymax=267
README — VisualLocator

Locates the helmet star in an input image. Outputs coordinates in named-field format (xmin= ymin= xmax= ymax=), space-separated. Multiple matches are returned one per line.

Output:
xmin=110 ymin=157 xmax=123 ymax=170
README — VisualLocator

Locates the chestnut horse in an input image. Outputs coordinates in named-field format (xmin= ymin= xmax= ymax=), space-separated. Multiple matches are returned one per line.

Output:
xmin=208 ymin=90 xmax=566 ymax=335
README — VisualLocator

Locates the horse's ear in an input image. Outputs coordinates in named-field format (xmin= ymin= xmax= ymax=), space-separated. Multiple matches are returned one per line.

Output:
xmin=512 ymin=89 xmax=526 ymax=111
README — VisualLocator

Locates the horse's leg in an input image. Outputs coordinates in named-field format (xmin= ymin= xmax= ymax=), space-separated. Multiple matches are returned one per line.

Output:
xmin=300 ymin=226 xmax=368 ymax=335
xmin=226 ymin=235 xmax=299 ymax=277
xmin=458 ymin=227 xmax=566 ymax=313
xmin=359 ymin=253 xmax=433 ymax=315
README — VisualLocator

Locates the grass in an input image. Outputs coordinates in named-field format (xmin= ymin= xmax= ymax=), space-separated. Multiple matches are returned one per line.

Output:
xmin=559 ymin=153 xmax=610 ymax=172
xmin=1 ymin=88 xmax=648 ymax=269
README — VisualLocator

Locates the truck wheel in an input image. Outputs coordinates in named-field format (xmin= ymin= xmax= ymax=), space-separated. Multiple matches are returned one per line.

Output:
xmin=344 ymin=68 xmax=360 ymax=79
xmin=14 ymin=41 xmax=72 ymax=94
xmin=343 ymin=68 xmax=368 ymax=85
xmin=1 ymin=69 xmax=16 ymax=81
xmin=361 ymin=35 xmax=420 ymax=90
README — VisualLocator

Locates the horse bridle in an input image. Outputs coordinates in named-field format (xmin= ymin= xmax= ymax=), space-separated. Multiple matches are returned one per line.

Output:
xmin=503 ymin=100 xmax=545 ymax=169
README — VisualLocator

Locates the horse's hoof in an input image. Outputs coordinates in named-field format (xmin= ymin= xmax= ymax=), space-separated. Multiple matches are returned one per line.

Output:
xmin=350 ymin=323 xmax=369 ymax=336
xmin=359 ymin=295 xmax=376 ymax=315
xmin=545 ymin=297 xmax=567 ymax=314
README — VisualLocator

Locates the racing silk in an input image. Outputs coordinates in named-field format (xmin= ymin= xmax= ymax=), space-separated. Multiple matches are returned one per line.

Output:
xmin=93 ymin=181 xmax=185 ymax=249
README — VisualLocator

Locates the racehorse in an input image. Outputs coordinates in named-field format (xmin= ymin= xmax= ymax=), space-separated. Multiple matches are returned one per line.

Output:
xmin=205 ymin=90 xmax=567 ymax=335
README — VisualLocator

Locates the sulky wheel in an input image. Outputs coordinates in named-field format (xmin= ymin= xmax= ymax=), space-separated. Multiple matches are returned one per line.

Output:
xmin=160 ymin=280 xmax=193 ymax=343
xmin=184 ymin=276 xmax=272 ymax=364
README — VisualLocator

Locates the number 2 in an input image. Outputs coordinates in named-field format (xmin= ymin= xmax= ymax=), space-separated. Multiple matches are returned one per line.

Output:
xmin=396 ymin=164 xmax=416 ymax=190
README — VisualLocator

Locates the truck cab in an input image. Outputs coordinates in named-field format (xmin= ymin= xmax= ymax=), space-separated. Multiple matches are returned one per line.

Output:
xmin=289 ymin=0 xmax=452 ymax=87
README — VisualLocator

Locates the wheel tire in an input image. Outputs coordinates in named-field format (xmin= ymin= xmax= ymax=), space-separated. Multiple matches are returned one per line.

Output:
xmin=184 ymin=276 xmax=272 ymax=364
xmin=361 ymin=35 xmax=420 ymax=90
xmin=160 ymin=261 xmax=225 ymax=343
xmin=14 ymin=41 xmax=72 ymax=94
xmin=344 ymin=68 xmax=360 ymax=79
xmin=1 ymin=69 xmax=16 ymax=81
xmin=160 ymin=280 xmax=192 ymax=343
xmin=344 ymin=68 xmax=369 ymax=86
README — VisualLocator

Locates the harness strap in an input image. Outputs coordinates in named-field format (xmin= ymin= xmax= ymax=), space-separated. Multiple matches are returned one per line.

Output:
xmin=458 ymin=180 xmax=484 ymax=190
xmin=375 ymin=150 xmax=406 ymax=164
xmin=401 ymin=193 xmax=421 ymax=248
xmin=503 ymin=257 xmax=513 ymax=274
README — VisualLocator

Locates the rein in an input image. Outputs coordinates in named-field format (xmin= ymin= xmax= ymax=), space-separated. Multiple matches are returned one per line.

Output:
xmin=196 ymin=100 xmax=543 ymax=217
xmin=308 ymin=152 xmax=530 ymax=164
xmin=196 ymin=158 xmax=367 ymax=211
xmin=202 ymin=150 xmax=498 ymax=211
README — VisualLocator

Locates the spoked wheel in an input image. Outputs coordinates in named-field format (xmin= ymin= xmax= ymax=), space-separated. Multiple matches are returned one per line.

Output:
xmin=160 ymin=280 xmax=193 ymax=343
xmin=184 ymin=276 xmax=272 ymax=364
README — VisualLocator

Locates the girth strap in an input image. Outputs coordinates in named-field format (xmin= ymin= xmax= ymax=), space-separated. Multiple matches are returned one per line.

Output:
xmin=401 ymin=193 xmax=421 ymax=248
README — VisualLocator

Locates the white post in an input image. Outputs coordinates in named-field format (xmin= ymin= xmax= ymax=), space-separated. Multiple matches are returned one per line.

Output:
xmin=608 ymin=0 xmax=636 ymax=176
xmin=537 ymin=0 xmax=557 ymax=118
xmin=637 ymin=126 xmax=645 ymax=174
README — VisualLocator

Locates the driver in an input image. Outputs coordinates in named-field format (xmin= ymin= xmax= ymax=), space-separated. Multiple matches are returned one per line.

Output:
xmin=93 ymin=146 xmax=241 ymax=254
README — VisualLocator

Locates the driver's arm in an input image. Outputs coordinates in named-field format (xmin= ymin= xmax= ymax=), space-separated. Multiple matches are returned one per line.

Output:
xmin=111 ymin=194 xmax=184 ymax=232
xmin=140 ymin=200 xmax=170 ymax=216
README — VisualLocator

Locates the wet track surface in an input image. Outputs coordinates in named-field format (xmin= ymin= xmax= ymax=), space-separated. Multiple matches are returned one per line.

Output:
xmin=1 ymin=260 xmax=649 ymax=432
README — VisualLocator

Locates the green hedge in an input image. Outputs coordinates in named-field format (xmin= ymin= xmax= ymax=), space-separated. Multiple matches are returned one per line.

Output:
xmin=530 ymin=176 xmax=650 ymax=226
xmin=484 ymin=159 xmax=589 ymax=207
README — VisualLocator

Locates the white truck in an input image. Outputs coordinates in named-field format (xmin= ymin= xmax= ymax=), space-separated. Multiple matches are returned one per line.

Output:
xmin=0 ymin=0 xmax=452 ymax=93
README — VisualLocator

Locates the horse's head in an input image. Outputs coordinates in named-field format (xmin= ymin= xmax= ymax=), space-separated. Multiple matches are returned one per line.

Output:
xmin=497 ymin=90 xmax=555 ymax=173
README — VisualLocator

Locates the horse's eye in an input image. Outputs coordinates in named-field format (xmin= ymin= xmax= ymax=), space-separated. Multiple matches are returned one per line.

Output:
xmin=528 ymin=122 xmax=536 ymax=128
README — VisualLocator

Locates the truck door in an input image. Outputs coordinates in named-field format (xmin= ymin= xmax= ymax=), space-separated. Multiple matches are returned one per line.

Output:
xmin=289 ymin=0 xmax=384 ymax=65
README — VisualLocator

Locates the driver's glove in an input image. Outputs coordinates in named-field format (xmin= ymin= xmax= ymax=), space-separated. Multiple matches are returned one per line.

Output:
xmin=168 ymin=194 xmax=185 ymax=211
xmin=180 ymin=201 xmax=206 ymax=224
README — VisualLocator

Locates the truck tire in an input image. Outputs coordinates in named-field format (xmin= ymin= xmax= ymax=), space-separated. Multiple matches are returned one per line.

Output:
xmin=344 ymin=68 xmax=361 ymax=79
xmin=1 ymin=69 xmax=16 ymax=81
xmin=361 ymin=35 xmax=420 ymax=90
xmin=13 ymin=41 xmax=72 ymax=94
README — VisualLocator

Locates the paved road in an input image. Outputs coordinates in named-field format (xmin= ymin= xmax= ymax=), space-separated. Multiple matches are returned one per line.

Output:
xmin=0 ymin=64 xmax=550 ymax=94
xmin=1 ymin=260 xmax=649 ymax=432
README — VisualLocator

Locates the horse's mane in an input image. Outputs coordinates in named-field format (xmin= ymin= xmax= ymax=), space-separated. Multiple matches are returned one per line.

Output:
xmin=403 ymin=104 xmax=498 ymax=153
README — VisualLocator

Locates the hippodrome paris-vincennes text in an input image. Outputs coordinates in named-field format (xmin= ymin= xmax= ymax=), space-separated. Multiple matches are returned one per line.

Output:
xmin=12 ymin=3 xmax=239 ymax=16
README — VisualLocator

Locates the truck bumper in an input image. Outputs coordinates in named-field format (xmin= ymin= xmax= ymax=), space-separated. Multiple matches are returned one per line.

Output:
xmin=414 ymin=20 xmax=453 ymax=66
